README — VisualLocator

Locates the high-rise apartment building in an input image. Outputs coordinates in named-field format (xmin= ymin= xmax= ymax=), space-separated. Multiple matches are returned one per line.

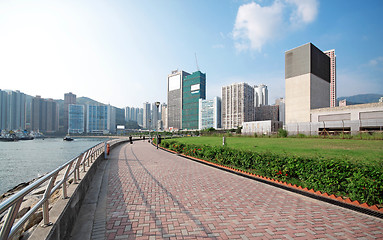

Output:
xmin=182 ymin=71 xmax=206 ymax=130
xmin=152 ymin=102 xmax=161 ymax=130
xmin=45 ymin=99 xmax=59 ymax=133
xmin=222 ymin=83 xmax=254 ymax=129
xmin=0 ymin=89 xmax=7 ymax=130
xmin=68 ymin=104 xmax=85 ymax=134
xmin=275 ymin=98 xmax=285 ymax=124
xmin=31 ymin=96 xmax=59 ymax=132
xmin=143 ymin=102 xmax=151 ymax=129
xmin=64 ymin=92 xmax=76 ymax=132
xmin=285 ymin=43 xmax=330 ymax=123
xmin=324 ymin=49 xmax=336 ymax=107
xmin=0 ymin=90 xmax=27 ymax=130
xmin=87 ymin=105 xmax=114 ymax=134
xmin=138 ymin=108 xmax=143 ymax=127
xmin=199 ymin=97 xmax=221 ymax=130
xmin=167 ymin=70 xmax=190 ymax=130
xmin=7 ymin=90 xmax=26 ymax=130
xmin=254 ymin=84 xmax=268 ymax=107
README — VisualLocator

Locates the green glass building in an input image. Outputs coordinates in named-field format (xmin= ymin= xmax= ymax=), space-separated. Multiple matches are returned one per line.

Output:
xmin=182 ymin=71 xmax=206 ymax=129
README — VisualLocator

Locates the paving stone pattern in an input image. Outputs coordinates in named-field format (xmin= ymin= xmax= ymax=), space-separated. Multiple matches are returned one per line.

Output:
xmin=101 ymin=142 xmax=382 ymax=239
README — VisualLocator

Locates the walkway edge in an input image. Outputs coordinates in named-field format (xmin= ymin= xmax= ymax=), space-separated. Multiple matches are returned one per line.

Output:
xmin=156 ymin=144 xmax=383 ymax=219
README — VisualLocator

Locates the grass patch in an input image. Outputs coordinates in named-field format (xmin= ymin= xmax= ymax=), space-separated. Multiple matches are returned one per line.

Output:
xmin=169 ymin=136 xmax=383 ymax=166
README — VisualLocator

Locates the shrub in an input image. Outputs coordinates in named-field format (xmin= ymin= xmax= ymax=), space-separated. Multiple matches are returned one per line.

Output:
xmin=278 ymin=128 xmax=288 ymax=138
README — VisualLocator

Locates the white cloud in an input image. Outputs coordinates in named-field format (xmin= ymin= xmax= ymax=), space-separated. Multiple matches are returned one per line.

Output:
xmin=368 ymin=56 xmax=383 ymax=67
xmin=233 ymin=0 xmax=319 ymax=52
xmin=287 ymin=0 xmax=318 ymax=25
xmin=233 ymin=1 xmax=283 ymax=51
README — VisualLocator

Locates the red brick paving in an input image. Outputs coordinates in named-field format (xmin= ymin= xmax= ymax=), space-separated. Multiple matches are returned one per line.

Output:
xmin=103 ymin=142 xmax=383 ymax=239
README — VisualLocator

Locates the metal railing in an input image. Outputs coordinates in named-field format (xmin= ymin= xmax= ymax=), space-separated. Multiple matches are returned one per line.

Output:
xmin=0 ymin=138 xmax=124 ymax=240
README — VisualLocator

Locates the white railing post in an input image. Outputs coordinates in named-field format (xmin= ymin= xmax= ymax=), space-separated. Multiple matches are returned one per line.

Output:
xmin=73 ymin=154 xmax=83 ymax=184
xmin=42 ymin=173 xmax=58 ymax=226
xmin=0 ymin=199 xmax=22 ymax=240
xmin=62 ymin=161 xmax=74 ymax=199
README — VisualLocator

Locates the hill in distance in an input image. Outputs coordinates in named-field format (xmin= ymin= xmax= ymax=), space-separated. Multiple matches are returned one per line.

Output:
xmin=337 ymin=93 xmax=382 ymax=105
xmin=76 ymin=97 xmax=103 ymax=106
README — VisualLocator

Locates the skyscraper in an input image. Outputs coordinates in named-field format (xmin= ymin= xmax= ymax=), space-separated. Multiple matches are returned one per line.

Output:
xmin=167 ymin=70 xmax=190 ymax=130
xmin=86 ymin=105 xmax=113 ymax=134
xmin=285 ymin=43 xmax=330 ymax=123
xmin=222 ymin=83 xmax=254 ymax=129
xmin=1 ymin=90 xmax=26 ymax=130
xmin=68 ymin=104 xmax=85 ymax=134
xmin=143 ymin=102 xmax=151 ymax=129
xmin=64 ymin=92 xmax=76 ymax=132
xmin=31 ymin=96 xmax=58 ymax=132
xmin=324 ymin=49 xmax=336 ymax=107
xmin=182 ymin=71 xmax=206 ymax=130
xmin=152 ymin=102 xmax=160 ymax=130
xmin=254 ymin=84 xmax=268 ymax=107
xmin=0 ymin=89 xmax=7 ymax=130
xmin=45 ymin=98 xmax=59 ymax=133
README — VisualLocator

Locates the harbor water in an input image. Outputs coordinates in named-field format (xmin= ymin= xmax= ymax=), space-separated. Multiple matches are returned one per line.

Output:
xmin=0 ymin=137 xmax=106 ymax=195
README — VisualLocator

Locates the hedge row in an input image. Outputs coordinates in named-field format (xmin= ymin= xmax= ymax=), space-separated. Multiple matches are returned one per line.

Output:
xmin=160 ymin=140 xmax=383 ymax=206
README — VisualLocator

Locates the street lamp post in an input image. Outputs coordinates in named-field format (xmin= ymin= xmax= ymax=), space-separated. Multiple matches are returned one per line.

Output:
xmin=148 ymin=119 xmax=151 ymax=142
xmin=155 ymin=102 xmax=160 ymax=149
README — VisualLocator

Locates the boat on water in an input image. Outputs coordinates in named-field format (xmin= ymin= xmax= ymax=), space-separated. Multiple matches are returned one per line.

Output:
xmin=0 ymin=136 xmax=18 ymax=142
xmin=63 ymin=136 xmax=74 ymax=141
xmin=0 ymin=133 xmax=18 ymax=142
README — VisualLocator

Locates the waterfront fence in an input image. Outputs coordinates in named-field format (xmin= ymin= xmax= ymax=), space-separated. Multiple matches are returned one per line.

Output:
xmin=0 ymin=138 xmax=124 ymax=240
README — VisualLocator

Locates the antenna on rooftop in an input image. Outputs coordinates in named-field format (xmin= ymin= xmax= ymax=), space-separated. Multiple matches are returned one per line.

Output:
xmin=195 ymin=52 xmax=200 ymax=72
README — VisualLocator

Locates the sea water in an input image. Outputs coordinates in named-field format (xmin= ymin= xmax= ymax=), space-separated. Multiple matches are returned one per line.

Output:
xmin=0 ymin=138 xmax=106 ymax=195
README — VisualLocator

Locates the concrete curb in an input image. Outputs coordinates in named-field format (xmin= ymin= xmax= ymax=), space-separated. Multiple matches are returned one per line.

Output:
xmin=157 ymin=145 xmax=383 ymax=219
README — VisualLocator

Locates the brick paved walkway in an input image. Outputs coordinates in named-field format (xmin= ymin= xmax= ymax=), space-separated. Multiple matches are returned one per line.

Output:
xmin=94 ymin=141 xmax=382 ymax=239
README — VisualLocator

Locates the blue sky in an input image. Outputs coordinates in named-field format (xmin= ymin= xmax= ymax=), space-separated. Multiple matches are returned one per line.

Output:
xmin=0 ymin=0 xmax=382 ymax=108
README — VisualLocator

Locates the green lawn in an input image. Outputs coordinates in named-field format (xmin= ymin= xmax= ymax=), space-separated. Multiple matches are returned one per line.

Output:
xmin=169 ymin=136 xmax=383 ymax=166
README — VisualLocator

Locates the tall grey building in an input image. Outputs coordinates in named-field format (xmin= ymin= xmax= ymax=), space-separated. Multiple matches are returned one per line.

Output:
xmin=0 ymin=89 xmax=8 ymax=130
xmin=0 ymin=90 xmax=26 ymax=130
xmin=254 ymin=84 xmax=268 ymax=107
xmin=152 ymin=102 xmax=160 ymax=130
xmin=221 ymin=83 xmax=254 ymax=129
xmin=285 ymin=43 xmax=330 ymax=123
xmin=64 ymin=92 xmax=76 ymax=132
xmin=167 ymin=70 xmax=190 ymax=130
xmin=143 ymin=102 xmax=151 ymax=129
xmin=31 ymin=96 xmax=59 ymax=133
xmin=138 ymin=108 xmax=143 ymax=127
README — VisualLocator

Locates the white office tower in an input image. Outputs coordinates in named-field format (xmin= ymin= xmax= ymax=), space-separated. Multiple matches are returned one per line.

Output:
xmin=199 ymin=97 xmax=221 ymax=130
xmin=222 ymin=83 xmax=254 ymax=129
xmin=254 ymin=84 xmax=268 ymax=107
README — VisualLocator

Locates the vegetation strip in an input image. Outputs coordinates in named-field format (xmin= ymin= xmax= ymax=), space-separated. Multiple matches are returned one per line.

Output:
xmin=157 ymin=144 xmax=383 ymax=219
xmin=156 ymin=139 xmax=383 ymax=217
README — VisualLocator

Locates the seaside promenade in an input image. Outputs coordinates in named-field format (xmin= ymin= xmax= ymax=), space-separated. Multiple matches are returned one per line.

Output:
xmin=70 ymin=141 xmax=383 ymax=239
